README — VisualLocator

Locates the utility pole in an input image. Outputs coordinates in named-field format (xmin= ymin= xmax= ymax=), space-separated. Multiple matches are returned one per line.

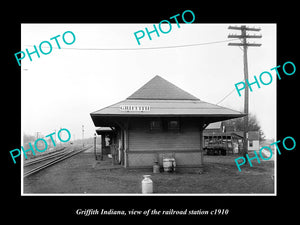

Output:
xmin=228 ymin=25 xmax=262 ymax=161
xmin=60 ymin=127 xmax=62 ymax=147
xmin=36 ymin=131 xmax=40 ymax=140
xmin=94 ymin=133 xmax=97 ymax=160
xmin=82 ymin=125 xmax=84 ymax=147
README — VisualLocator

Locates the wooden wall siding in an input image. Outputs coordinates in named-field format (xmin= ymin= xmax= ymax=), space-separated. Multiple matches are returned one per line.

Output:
xmin=127 ymin=152 xmax=203 ymax=168
xmin=174 ymin=152 xmax=202 ymax=165
xmin=127 ymin=153 xmax=156 ymax=167
xmin=128 ymin=118 xmax=201 ymax=151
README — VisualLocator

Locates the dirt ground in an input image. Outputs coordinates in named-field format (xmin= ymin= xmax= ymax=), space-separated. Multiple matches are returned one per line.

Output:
xmin=23 ymin=151 xmax=274 ymax=194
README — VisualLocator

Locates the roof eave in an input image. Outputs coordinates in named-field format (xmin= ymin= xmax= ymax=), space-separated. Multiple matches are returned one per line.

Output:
xmin=90 ymin=113 xmax=245 ymax=127
xmin=90 ymin=113 xmax=245 ymax=117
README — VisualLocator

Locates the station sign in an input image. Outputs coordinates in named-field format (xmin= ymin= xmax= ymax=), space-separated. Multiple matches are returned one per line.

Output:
xmin=120 ymin=105 xmax=150 ymax=112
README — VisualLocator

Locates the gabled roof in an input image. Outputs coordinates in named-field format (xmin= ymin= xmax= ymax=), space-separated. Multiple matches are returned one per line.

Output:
xmin=127 ymin=75 xmax=199 ymax=100
xmin=90 ymin=75 xmax=245 ymax=127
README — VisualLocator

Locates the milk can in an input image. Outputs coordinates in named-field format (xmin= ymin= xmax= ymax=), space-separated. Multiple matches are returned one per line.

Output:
xmin=153 ymin=161 xmax=160 ymax=173
xmin=141 ymin=175 xmax=153 ymax=194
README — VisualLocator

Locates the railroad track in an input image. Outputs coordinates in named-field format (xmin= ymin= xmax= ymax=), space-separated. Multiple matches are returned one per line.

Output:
xmin=24 ymin=147 xmax=67 ymax=167
xmin=23 ymin=145 xmax=92 ymax=178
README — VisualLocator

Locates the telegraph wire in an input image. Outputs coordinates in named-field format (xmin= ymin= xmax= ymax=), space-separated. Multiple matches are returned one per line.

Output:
xmin=24 ymin=37 xmax=243 ymax=105
xmin=216 ymin=88 xmax=237 ymax=105
xmin=216 ymin=79 xmax=245 ymax=105
xmin=24 ymin=38 xmax=239 ymax=51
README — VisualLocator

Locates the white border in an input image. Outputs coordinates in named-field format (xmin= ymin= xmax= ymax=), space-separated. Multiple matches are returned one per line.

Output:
xmin=21 ymin=23 xmax=277 ymax=197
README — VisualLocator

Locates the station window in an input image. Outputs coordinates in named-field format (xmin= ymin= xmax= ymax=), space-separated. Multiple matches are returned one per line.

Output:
xmin=150 ymin=120 xmax=162 ymax=130
xmin=168 ymin=120 xmax=180 ymax=131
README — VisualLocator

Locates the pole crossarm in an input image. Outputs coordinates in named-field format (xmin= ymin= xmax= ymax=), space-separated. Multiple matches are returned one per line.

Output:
xmin=228 ymin=25 xmax=262 ymax=48
xmin=228 ymin=34 xmax=262 ymax=39
xmin=228 ymin=43 xmax=262 ymax=47
xmin=228 ymin=25 xmax=261 ymax=31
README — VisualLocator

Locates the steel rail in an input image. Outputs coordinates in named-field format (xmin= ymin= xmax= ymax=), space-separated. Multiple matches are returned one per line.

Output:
xmin=23 ymin=146 xmax=92 ymax=178
xmin=24 ymin=147 xmax=68 ymax=167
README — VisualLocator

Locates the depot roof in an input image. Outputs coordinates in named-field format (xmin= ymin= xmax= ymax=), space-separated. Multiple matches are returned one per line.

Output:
xmin=90 ymin=75 xmax=245 ymax=126
xmin=127 ymin=75 xmax=199 ymax=100
xmin=95 ymin=127 xmax=114 ymax=135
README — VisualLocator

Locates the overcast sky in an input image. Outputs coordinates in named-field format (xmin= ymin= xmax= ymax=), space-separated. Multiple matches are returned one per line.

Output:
xmin=21 ymin=23 xmax=276 ymax=140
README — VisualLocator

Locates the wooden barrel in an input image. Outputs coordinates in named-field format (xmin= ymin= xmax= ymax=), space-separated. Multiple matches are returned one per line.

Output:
xmin=163 ymin=158 xmax=174 ymax=172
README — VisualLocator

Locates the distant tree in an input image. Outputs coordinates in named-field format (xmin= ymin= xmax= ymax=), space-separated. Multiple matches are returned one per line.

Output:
xmin=223 ymin=113 xmax=265 ymax=141
xmin=23 ymin=133 xmax=36 ymax=143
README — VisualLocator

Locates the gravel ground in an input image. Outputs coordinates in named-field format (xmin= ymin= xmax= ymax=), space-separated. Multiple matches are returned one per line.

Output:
xmin=23 ymin=151 xmax=274 ymax=194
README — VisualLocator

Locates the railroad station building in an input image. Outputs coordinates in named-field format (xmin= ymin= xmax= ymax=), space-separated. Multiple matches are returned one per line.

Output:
xmin=90 ymin=75 xmax=244 ymax=169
